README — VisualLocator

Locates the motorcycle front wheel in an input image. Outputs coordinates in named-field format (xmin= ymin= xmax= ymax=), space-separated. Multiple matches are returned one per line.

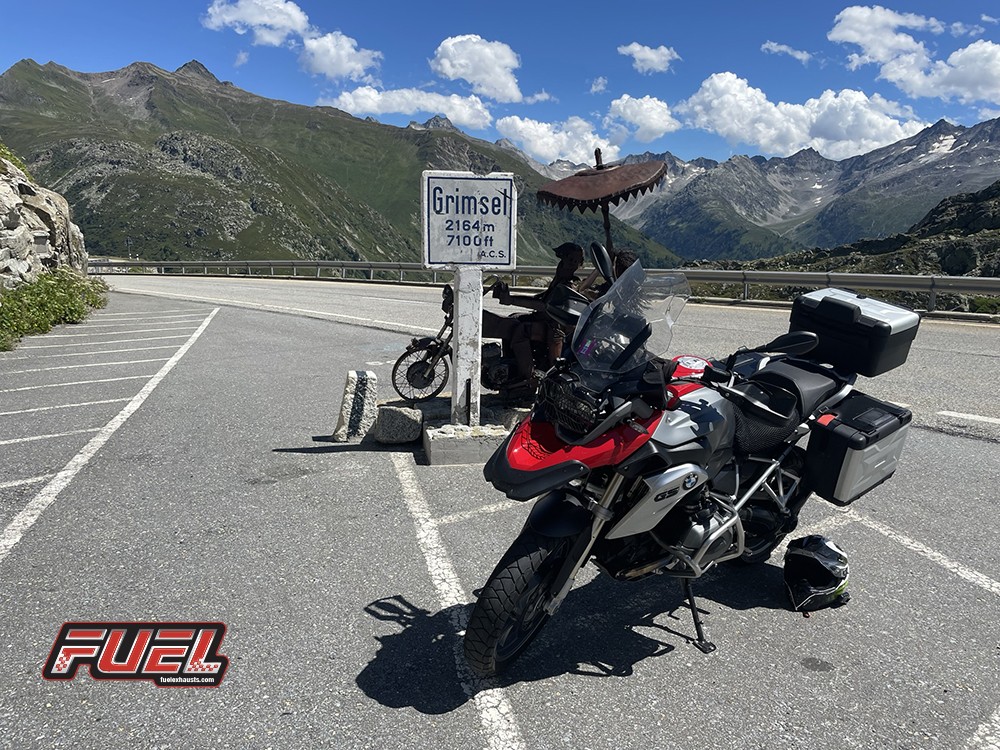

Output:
xmin=463 ymin=530 xmax=572 ymax=678
xmin=391 ymin=344 xmax=450 ymax=402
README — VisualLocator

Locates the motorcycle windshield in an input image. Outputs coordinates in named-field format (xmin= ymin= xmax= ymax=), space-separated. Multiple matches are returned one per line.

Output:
xmin=571 ymin=262 xmax=689 ymax=378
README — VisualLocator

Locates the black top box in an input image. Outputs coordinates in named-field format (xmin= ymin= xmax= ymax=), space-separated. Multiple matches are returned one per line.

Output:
xmin=789 ymin=288 xmax=920 ymax=377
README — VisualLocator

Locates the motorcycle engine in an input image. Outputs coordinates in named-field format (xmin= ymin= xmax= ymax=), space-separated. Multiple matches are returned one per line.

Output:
xmin=599 ymin=493 xmax=737 ymax=580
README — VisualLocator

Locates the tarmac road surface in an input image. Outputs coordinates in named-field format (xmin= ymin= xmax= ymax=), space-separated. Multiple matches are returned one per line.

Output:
xmin=0 ymin=275 xmax=997 ymax=750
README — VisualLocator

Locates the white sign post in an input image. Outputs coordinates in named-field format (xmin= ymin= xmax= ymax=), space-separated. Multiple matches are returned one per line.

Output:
xmin=421 ymin=170 xmax=517 ymax=426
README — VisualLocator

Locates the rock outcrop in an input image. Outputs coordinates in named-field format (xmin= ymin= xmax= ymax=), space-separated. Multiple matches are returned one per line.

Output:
xmin=1 ymin=155 xmax=86 ymax=289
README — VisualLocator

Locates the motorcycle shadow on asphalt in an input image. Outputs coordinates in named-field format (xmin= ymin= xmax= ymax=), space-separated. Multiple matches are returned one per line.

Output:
xmin=355 ymin=563 xmax=789 ymax=714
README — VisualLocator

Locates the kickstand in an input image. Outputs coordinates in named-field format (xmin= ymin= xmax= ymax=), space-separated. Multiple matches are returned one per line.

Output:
xmin=682 ymin=578 xmax=717 ymax=654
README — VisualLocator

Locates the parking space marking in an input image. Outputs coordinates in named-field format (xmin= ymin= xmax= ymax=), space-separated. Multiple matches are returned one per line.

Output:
xmin=937 ymin=411 xmax=1000 ymax=426
xmin=390 ymin=452 xmax=526 ymax=750
xmin=20 ymin=335 xmax=192 ymax=349
xmin=0 ymin=308 xmax=219 ymax=565
xmin=966 ymin=705 xmax=1000 ymax=750
xmin=0 ymin=475 xmax=54 ymax=490
xmin=35 ymin=326 xmax=201 ymax=339
xmin=6 ymin=345 xmax=182 ymax=361
xmin=96 ymin=308 xmax=203 ymax=317
xmin=74 ymin=317 xmax=207 ymax=328
xmin=845 ymin=508 xmax=1000 ymax=597
xmin=0 ymin=399 xmax=130 ymax=417
xmin=0 ymin=428 xmax=102 ymax=446
xmin=8 ymin=358 xmax=171 ymax=375
xmin=0 ymin=375 xmax=153 ymax=394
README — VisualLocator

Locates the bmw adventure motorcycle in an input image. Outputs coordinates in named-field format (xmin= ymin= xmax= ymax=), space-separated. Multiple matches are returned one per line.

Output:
xmin=464 ymin=257 xmax=918 ymax=677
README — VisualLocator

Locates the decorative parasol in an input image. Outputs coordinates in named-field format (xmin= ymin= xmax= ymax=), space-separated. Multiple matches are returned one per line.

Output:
xmin=537 ymin=148 xmax=667 ymax=255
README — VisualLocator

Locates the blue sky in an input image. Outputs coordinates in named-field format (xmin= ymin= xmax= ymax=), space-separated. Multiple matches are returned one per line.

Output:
xmin=2 ymin=1 xmax=999 ymax=164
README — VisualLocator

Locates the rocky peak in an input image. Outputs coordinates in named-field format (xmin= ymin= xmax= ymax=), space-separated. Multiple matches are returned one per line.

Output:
xmin=175 ymin=60 xmax=219 ymax=83
xmin=408 ymin=115 xmax=459 ymax=131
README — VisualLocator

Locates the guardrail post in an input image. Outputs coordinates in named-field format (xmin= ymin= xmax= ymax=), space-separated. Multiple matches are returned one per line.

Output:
xmin=928 ymin=279 xmax=937 ymax=312
xmin=743 ymin=282 xmax=750 ymax=300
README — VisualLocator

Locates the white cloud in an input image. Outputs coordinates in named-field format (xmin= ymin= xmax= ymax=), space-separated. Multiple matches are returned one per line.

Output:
xmin=234 ymin=50 xmax=249 ymax=68
xmin=983 ymin=15 xmax=999 ymax=25
xmin=605 ymin=94 xmax=681 ymax=142
xmin=950 ymin=22 xmax=985 ymax=37
xmin=524 ymin=91 xmax=552 ymax=104
xmin=761 ymin=40 xmax=812 ymax=64
xmin=829 ymin=5 xmax=1000 ymax=104
xmin=590 ymin=76 xmax=608 ymax=94
xmin=202 ymin=0 xmax=310 ymax=46
xmin=300 ymin=31 xmax=381 ymax=83
xmin=429 ymin=35 xmax=522 ymax=102
xmin=324 ymin=86 xmax=492 ymax=130
xmin=495 ymin=115 xmax=619 ymax=164
xmin=617 ymin=42 xmax=681 ymax=74
xmin=679 ymin=71 xmax=928 ymax=160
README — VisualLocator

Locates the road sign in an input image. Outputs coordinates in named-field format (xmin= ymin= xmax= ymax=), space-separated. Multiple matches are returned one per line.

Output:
xmin=422 ymin=171 xmax=517 ymax=270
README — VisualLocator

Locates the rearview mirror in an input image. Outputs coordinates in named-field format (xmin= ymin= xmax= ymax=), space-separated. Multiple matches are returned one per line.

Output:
xmin=590 ymin=242 xmax=615 ymax=283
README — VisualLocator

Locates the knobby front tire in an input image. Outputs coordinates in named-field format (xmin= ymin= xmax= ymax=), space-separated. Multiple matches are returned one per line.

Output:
xmin=463 ymin=530 xmax=571 ymax=678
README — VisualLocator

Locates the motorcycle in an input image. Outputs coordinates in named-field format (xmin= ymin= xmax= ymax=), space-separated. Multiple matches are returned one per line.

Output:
xmin=391 ymin=277 xmax=589 ymax=404
xmin=463 ymin=255 xmax=918 ymax=677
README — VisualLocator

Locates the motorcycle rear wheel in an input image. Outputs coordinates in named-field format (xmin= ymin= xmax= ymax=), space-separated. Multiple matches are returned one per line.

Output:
xmin=391 ymin=345 xmax=450 ymax=402
xmin=464 ymin=530 xmax=571 ymax=678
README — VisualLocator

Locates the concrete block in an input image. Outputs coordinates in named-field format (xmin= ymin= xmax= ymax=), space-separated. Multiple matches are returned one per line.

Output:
xmin=333 ymin=370 xmax=378 ymax=442
xmin=373 ymin=403 xmax=424 ymax=444
xmin=423 ymin=422 xmax=511 ymax=466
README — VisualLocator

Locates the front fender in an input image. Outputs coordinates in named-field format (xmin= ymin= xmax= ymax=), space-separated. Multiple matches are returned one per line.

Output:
xmin=526 ymin=490 xmax=593 ymax=537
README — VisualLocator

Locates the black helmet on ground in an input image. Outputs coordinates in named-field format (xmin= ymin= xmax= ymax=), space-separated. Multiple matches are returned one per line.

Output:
xmin=783 ymin=535 xmax=851 ymax=611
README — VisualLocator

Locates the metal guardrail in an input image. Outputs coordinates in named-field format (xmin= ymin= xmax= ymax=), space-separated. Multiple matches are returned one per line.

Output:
xmin=89 ymin=259 xmax=1000 ymax=312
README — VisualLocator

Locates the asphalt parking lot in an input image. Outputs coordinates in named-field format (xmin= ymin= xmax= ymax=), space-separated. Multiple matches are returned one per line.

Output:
xmin=1 ymin=280 xmax=997 ymax=749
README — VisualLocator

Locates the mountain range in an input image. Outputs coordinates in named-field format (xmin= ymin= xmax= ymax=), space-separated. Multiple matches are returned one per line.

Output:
xmin=610 ymin=118 xmax=1000 ymax=262
xmin=0 ymin=59 xmax=674 ymax=267
xmin=1 ymin=58 xmax=999 ymax=270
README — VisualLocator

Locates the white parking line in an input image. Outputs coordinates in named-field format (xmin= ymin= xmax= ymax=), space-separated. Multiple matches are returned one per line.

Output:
xmin=937 ymin=411 xmax=1000 ymax=425
xmin=98 ymin=306 xmax=203 ymax=313
xmin=966 ymin=705 xmax=1000 ymax=750
xmin=0 ymin=399 xmax=130 ymax=417
xmin=20 ymin=335 xmax=191 ymax=349
xmin=390 ymin=452 xmax=525 ymax=750
xmin=70 ymin=318 xmax=207 ymax=328
xmin=95 ymin=311 xmax=208 ymax=319
xmin=32 ymin=326 xmax=200 ymax=339
xmin=0 ymin=428 xmax=102 ymax=446
xmin=0 ymin=475 xmax=55 ymax=490
xmin=0 ymin=308 xmax=219 ymax=564
xmin=845 ymin=508 xmax=1000 ymax=597
xmin=7 ymin=358 xmax=171 ymax=375
xmin=6 ymin=345 xmax=183 ymax=361
xmin=0 ymin=375 xmax=153 ymax=394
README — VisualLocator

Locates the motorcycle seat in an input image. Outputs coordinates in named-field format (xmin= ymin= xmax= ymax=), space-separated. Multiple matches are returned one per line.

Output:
xmin=749 ymin=359 xmax=844 ymax=416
